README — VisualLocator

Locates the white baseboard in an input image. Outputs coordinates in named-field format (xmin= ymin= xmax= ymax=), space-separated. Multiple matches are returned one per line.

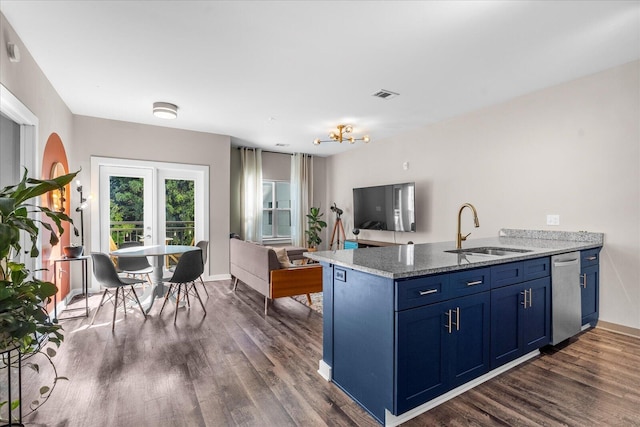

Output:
xmin=317 ymin=359 xmax=332 ymax=381
xmin=52 ymin=287 xmax=90 ymax=320
xmin=383 ymin=350 xmax=540 ymax=427
xmin=596 ymin=321 xmax=640 ymax=339
xmin=205 ymin=273 xmax=232 ymax=282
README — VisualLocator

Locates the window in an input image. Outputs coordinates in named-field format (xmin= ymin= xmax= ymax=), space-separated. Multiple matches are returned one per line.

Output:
xmin=262 ymin=180 xmax=291 ymax=240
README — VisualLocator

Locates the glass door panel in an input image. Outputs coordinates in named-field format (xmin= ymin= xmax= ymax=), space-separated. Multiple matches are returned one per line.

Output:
xmin=99 ymin=165 xmax=153 ymax=253
xmin=110 ymin=176 xmax=145 ymax=245
xmin=163 ymin=178 xmax=195 ymax=269
xmin=165 ymin=178 xmax=195 ymax=245
xmin=157 ymin=168 xmax=205 ymax=269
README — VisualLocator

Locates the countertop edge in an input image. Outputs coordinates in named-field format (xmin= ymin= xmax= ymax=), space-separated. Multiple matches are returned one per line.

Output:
xmin=305 ymin=232 xmax=603 ymax=279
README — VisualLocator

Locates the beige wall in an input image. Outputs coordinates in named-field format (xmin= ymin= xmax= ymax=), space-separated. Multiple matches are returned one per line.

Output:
xmin=262 ymin=151 xmax=291 ymax=181
xmin=0 ymin=12 xmax=74 ymax=176
xmin=326 ymin=60 xmax=640 ymax=330
xmin=74 ymin=116 xmax=231 ymax=278
xmin=2 ymin=11 xmax=232 ymax=280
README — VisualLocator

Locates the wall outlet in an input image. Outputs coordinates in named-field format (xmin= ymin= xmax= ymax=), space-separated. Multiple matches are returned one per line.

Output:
xmin=546 ymin=214 xmax=560 ymax=226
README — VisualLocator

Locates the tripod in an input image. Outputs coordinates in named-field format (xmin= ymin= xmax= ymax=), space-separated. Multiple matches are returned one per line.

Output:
xmin=329 ymin=216 xmax=346 ymax=250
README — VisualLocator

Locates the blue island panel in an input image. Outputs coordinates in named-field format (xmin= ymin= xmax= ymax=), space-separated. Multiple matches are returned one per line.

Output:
xmin=332 ymin=266 xmax=395 ymax=424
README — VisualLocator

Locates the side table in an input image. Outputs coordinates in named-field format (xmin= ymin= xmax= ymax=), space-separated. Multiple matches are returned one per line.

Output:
xmin=52 ymin=256 xmax=89 ymax=322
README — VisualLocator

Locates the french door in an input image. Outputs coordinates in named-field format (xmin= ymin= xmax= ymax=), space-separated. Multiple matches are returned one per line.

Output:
xmin=99 ymin=165 xmax=153 ymax=249
xmin=91 ymin=157 xmax=208 ymax=266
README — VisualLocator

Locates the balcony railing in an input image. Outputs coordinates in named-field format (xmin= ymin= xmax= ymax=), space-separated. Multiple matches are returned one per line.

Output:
xmin=111 ymin=221 xmax=195 ymax=246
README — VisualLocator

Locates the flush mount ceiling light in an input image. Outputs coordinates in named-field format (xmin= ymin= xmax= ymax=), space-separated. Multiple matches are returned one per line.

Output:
xmin=153 ymin=102 xmax=178 ymax=119
xmin=313 ymin=124 xmax=370 ymax=145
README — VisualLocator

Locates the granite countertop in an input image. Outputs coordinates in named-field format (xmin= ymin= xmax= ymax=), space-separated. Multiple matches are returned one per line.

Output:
xmin=304 ymin=229 xmax=604 ymax=279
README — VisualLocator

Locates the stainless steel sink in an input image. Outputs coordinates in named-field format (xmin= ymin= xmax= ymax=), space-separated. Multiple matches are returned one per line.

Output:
xmin=445 ymin=246 xmax=533 ymax=256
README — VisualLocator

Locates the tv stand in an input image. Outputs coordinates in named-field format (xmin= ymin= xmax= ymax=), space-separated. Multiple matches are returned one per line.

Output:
xmin=344 ymin=239 xmax=399 ymax=249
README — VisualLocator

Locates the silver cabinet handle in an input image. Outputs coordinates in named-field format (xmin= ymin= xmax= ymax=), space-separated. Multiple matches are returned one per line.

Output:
xmin=445 ymin=309 xmax=452 ymax=333
xmin=581 ymin=273 xmax=587 ymax=288
xmin=520 ymin=289 xmax=532 ymax=308
xmin=419 ymin=289 xmax=438 ymax=296
xmin=586 ymin=256 xmax=597 ymax=261
xmin=455 ymin=307 xmax=460 ymax=331
xmin=466 ymin=280 xmax=482 ymax=286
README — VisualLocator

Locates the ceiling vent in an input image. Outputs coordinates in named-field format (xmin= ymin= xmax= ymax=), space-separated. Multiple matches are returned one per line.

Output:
xmin=372 ymin=89 xmax=399 ymax=100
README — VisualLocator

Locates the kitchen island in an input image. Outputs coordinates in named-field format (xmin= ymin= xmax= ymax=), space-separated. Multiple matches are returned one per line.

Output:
xmin=305 ymin=229 xmax=603 ymax=426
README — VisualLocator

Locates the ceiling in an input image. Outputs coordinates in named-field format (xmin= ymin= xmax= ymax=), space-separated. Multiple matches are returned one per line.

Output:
xmin=2 ymin=1 xmax=639 ymax=157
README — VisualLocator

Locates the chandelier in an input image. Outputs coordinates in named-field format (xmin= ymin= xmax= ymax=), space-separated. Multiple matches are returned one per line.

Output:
xmin=313 ymin=124 xmax=370 ymax=145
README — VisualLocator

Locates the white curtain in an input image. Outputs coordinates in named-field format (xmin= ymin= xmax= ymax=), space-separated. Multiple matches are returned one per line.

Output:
xmin=240 ymin=148 xmax=263 ymax=243
xmin=290 ymin=153 xmax=313 ymax=247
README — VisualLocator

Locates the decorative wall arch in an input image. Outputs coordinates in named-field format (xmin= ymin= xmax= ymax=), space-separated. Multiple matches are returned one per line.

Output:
xmin=41 ymin=133 xmax=71 ymax=301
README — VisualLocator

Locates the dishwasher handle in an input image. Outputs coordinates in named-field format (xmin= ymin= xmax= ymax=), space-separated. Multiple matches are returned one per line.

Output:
xmin=553 ymin=258 xmax=579 ymax=267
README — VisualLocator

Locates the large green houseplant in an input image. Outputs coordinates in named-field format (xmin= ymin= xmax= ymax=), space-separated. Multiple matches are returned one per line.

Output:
xmin=0 ymin=168 xmax=77 ymax=422
xmin=305 ymin=206 xmax=327 ymax=250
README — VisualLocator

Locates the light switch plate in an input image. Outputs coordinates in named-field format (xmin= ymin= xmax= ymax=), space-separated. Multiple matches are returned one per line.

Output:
xmin=546 ymin=214 xmax=560 ymax=226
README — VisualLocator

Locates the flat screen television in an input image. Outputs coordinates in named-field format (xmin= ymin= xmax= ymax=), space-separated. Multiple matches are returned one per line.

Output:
xmin=353 ymin=182 xmax=416 ymax=232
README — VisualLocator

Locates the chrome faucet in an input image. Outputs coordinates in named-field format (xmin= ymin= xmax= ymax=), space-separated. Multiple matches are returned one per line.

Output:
xmin=456 ymin=203 xmax=480 ymax=249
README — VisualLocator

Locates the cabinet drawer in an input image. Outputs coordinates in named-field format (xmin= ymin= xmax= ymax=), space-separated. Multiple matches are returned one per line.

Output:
xmin=396 ymin=274 xmax=449 ymax=311
xmin=491 ymin=262 xmax=524 ymax=289
xmin=523 ymin=257 xmax=550 ymax=281
xmin=581 ymin=248 xmax=600 ymax=268
xmin=449 ymin=268 xmax=491 ymax=298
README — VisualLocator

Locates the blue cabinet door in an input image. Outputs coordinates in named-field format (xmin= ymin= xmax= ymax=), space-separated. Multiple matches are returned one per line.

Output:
xmin=396 ymin=301 xmax=448 ymax=415
xmin=448 ymin=292 xmax=491 ymax=388
xmin=491 ymin=277 xmax=550 ymax=369
xmin=522 ymin=277 xmax=551 ymax=353
xmin=580 ymin=248 xmax=600 ymax=327
xmin=581 ymin=264 xmax=599 ymax=327
xmin=491 ymin=283 xmax=524 ymax=369
xmin=396 ymin=292 xmax=490 ymax=414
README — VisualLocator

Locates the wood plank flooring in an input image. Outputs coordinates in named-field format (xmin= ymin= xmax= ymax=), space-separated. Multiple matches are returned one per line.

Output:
xmin=17 ymin=280 xmax=640 ymax=426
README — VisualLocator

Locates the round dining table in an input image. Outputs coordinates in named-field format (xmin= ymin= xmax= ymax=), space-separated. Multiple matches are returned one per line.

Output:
xmin=110 ymin=244 xmax=199 ymax=313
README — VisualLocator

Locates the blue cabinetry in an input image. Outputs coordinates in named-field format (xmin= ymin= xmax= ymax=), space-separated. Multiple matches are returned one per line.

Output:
xmin=490 ymin=258 xmax=550 ymax=369
xmin=394 ymin=268 xmax=491 ymax=415
xmin=325 ymin=255 xmax=554 ymax=423
xmin=580 ymin=248 xmax=600 ymax=327
xmin=490 ymin=277 xmax=550 ymax=369
xmin=395 ymin=291 xmax=490 ymax=414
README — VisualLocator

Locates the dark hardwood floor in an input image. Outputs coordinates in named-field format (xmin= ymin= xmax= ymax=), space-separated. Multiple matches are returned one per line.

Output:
xmin=18 ymin=280 xmax=640 ymax=426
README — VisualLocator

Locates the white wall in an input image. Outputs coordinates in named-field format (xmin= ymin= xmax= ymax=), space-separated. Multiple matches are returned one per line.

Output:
xmin=326 ymin=60 xmax=640 ymax=330
xmin=73 ymin=115 xmax=231 ymax=278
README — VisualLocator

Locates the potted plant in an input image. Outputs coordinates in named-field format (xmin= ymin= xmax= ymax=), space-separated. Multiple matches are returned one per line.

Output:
xmin=1 ymin=168 xmax=77 ymax=423
xmin=305 ymin=206 xmax=327 ymax=251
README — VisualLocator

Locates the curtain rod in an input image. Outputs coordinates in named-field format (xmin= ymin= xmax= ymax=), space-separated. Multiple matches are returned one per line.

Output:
xmin=235 ymin=147 xmax=314 ymax=157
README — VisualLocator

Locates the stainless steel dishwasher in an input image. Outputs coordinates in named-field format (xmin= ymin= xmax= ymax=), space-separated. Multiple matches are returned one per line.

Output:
xmin=551 ymin=252 xmax=581 ymax=344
